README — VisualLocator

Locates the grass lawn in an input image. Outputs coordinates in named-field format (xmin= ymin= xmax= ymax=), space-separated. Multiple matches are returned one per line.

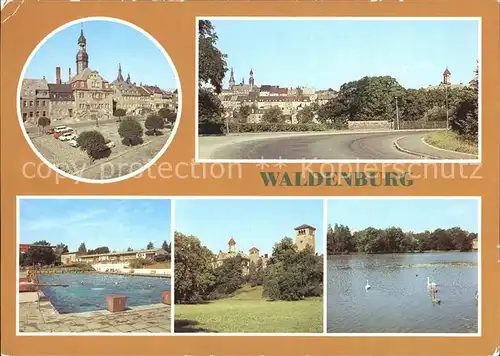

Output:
xmin=425 ymin=131 xmax=478 ymax=156
xmin=175 ymin=285 xmax=323 ymax=333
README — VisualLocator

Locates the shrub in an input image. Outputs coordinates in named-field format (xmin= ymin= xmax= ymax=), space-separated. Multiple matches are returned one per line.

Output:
xmin=113 ymin=108 xmax=126 ymax=122
xmin=129 ymin=258 xmax=154 ymax=269
xmin=158 ymin=107 xmax=177 ymax=125
xmin=38 ymin=116 xmax=51 ymax=131
xmin=227 ymin=123 xmax=328 ymax=133
xmin=76 ymin=130 xmax=110 ymax=162
xmin=118 ymin=117 xmax=144 ymax=146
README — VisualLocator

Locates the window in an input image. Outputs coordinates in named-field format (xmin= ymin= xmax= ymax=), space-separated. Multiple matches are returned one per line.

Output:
xmin=29 ymin=112 xmax=33 ymax=117
xmin=23 ymin=113 xmax=27 ymax=120
xmin=36 ymin=100 xmax=39 ymax=106
xmin=23 ymin=101 xmax=27 ymax=108
xmin=42 ymin=101 xmax=46 ymax=106
xmin=36 ymin=111 xmax=39 ymax=117
xmin=68 ymin=109 xmax=73 ymax=117
xmin=43 ymin=111 xmax=46 ymax=116
xmin=29 ymin=101 xmax=33 ymax=107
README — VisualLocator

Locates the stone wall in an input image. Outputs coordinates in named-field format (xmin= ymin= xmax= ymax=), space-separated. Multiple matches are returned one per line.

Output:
xmin=348 ymin=120 xmax=392 ymax=130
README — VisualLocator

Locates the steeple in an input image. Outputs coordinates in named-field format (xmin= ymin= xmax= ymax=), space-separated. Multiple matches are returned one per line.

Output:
xmin=228 ymin=237 xmax=236 ymax=253
xmin=442 ymin=66 xmax=451 ymax=85
xmin=229 ymin=67 xmax=235 ymax=89
xmin=75 ymin=26 xmax=89 ymax=75
xmin=116 ymin=63 xmax=124 ymax=82
xmin=249 ymin=68 xmax=255 ymax=88
xmin=126 ymin=73 xmax=131 ymax=84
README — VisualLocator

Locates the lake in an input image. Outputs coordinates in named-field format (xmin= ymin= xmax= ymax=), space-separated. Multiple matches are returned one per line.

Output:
xmin=39 ymin=273 xmax=171 ymax=314
xmin=327 ymin=252 xmax=478 ymax=333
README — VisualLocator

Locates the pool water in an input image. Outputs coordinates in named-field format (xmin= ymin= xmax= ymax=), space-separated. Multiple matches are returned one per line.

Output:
xmin=39 ymin=273 xmax=171 ymax=314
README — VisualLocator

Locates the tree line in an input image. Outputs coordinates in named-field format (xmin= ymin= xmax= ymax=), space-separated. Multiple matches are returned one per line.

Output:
xmin=174 ymin=232 xmax=323 ymax=304
xmin=198 ymin=19 xmax=478 ymax=141
xmin=327 ymin=224 xmax=478 ymax=255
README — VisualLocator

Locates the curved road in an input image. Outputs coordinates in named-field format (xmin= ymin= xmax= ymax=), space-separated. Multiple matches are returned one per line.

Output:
xmin=201 ymin=130 xmax=477 ymax=160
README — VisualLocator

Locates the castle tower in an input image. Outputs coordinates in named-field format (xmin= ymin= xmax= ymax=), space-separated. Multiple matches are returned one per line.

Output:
xmin=294 ymin=224 xmax=316 ymax=252
xmin=229 ymin=67 xmax=236 ymax=90
xmin=249 ymin=69 xmax=255 ymax=88
xmin=228 ymin=237 xmax=236 ymax=253
xmin=442 ymin=67 xmax=451 ymax=85
xmin=116 ymin=63 xmax=125 ymax=82
xmin=76 ymin=28 xmax=89 ymax=75
xmin=126 ymin=73 xmax=131 ymax=84
xmin=249 ymin=247 xmax=260 ymax=264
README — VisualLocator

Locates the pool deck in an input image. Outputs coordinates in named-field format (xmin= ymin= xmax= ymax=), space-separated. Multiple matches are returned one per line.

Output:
xmin=19 ymin=292 xmax=171 ymax=333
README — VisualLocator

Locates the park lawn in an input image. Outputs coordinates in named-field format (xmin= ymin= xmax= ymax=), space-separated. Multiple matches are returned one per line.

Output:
xmin=175 ymin=285 xmax=323 ymax=333
xmin=425 ymin=131 xmax=478 ymax=156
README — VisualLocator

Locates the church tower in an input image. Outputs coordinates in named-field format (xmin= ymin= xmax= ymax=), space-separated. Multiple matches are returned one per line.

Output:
xmin=76 ymin=28 xmax=89 ymax=75
xmin=115 ymin=63 xmax=125 ymax=82
xmin=294 ymin=224 xmax=316 ymax=253
xmin=228 ymin=237 xmax=236 ymax=253
xmin=249 ymin=69 xmax=255 ymax=88
xmin=229 ymin=67 xmax=236 ymax=90
xmin=442 ymin=67 xmax=451 ymax=85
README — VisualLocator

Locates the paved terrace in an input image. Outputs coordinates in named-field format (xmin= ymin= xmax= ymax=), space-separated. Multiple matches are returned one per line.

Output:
xmin=19 ymin=292 xmax=171 ymax=333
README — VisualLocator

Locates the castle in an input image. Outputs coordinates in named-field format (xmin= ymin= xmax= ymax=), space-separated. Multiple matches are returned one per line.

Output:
xmin=214 ymin=224 xmax=317 ymax=275
xmin=20 ymin=28 xmax=177 ymax=125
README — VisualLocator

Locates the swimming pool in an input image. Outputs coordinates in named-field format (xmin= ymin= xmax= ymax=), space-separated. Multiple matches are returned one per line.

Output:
xmin=39 ymin=273 xmax=171 ymax=314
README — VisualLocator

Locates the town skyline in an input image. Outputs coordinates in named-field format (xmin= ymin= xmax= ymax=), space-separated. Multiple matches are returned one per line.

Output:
xmin=327 ymin=198 xmax=479 ymax=233
xmin=210 ymin=19 xmax=479 ymax=90
xmin=24 ymin=20 xmax=178 ymax=90
xmin=19 ymin=199 xmax=172 ymax=252
xmin=174 ymin=199 xmax=324 ymax=255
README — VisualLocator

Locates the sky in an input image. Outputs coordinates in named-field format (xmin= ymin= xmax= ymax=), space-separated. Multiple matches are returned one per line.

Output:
xmin=327 ymin=198 xmax=479 ymax=233
xmin=210 ymin=19 xmax=479 ymax=90
xmin=19 ymin=199 xmax=171 ymax=252
xmin=24 ymin=20 xmax=178 ymax=90
xmin=174 ymin=199 xmax=324 ymax=255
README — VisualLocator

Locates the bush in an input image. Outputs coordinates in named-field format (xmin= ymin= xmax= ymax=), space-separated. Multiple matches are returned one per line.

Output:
xmin=38 ymin=116 xmax=51 ymax=131
xmin=118 ymin=117 xmax=144 ymax=146
xmin=199 ymin=120 xmax=226 ymax=135
xmin=209 ymin=256 xmax=245 ymax=299
xmin=113 ymin=108 xmax=126 ymax=122
xmin=76 ymin=130 xmax=110 ymax=161
xmin=227 ymin=123 xmax=328 ymax=133
xmin=158 ymin=107 xmax=177 ymax=125
xmin=422 ymin=106 xmax=448 ymax=122
xmin=129 ymin=258 xmax=154 ymax=269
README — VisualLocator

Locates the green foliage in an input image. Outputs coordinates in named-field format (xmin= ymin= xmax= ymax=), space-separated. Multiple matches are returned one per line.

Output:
xmin=210 ymin=256 xmax=245 ymax=299
xmin=248 ymin=259 xmax=264 ymax=287
xmin=78 ymin=242 xmax=87 ymax=253
xmin=296 ymin=105 xmax=316 ymax=124
xmin=118 ymin=117 xmax=144 ymax=146
xmin=263 ymin=242 xmax=323 ymax=301
xmin=129 ymin=258 xmax=154 ymax=269
xmin=198 ymin=20 xmax=227 ymax=94
xmin=76 ymin=130 xmax=109 ymax=161
xmin=262 ymin=106 xmax=285 ymax=124
xmin=38 ymin=116 xmax=51 ymax=130
xmin=127 ymin=247 xmax=133 ymax=251
xmin=317 ymin=98 xmax=349 ymax=128
xmin=113 ymin=108 xmax=126 ymax=121
xmin=198 ymin=88 xmax=225 ymax=133
xmin=228 ymin=122 xmax=329 ymax=133
xmin=422 ymin=106 xmax=448 ymax=122
xmin=327 ymin=225 xmax=476 ymax=254
xmin=145 ymin=114 xmax=165 ymax=135
xmin=147 ymin=242 xmax=154 ymax=249
xmin=22 ymin=240 xmax=57 ymax=267
xmin=158 ymin=107 xmax=177 ymax=124
xmin=450 ymin=87 xmax=478 ymax=140
xmin=174 ymin=232 xmax=217 ymax=304
xmin=233 ymin=105 xmax=252 ymax=123
xmin=162 ymin=240 xmax=171 ymax=253
xmin=87 ymin=246 xmax=110 ymax=255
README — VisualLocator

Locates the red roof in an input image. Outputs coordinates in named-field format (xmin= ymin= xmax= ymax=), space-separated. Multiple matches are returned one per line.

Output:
xmin=228 ymin=237 xmax=236 ymax=245
xmin=443 ymin=68 xmax=451 ymax=75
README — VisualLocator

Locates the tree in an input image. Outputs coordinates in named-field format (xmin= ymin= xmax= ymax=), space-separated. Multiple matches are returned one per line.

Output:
xmin=127 ymin=247 xmax=133 ymax=252
xmin=162 ymin=240 xmax=170 ymax=253
xmin=174 ymin=232 xmax=216 ymax=303
xmin=248 ymin=259 xmax=264 ymax=287
xmin=262 ymin=106 xmax=285 ymax=124
xmin=198 ymin=20 xmax=228 ymax=94
xmin=118 ymin=117 xmax=143 ymax=146
xmin=78 ymin=242 xmax=87 ymax=254
xmin=234 ymin=105 xmax=252 ymax=123
xmin=327 ymin=224 xmax=353 ymax=255
xmin=147 ymin=242 xmax=154 ymax=249
xmin=76 ymin=130 xmax=109 ymax=162
xmin=158 ymin=107 xmax=177 ymax=125
xmin=113 ymin=108 xmax=126 ymax=122
xmin=23 ymin=240 xmax=57 ymax=266
xmin=55 ymin=243 xmax=69 ymax=255
xmin=296 ymin=105 xmax=315 ymax=124
xmin=38 ymin=116 xmax=51 ymax=133
xmin=317 ymin=98 xmax=348 ymax=128
xmin=211 ymin=256 xmax=245 ymax=298
xmin=145 ymin=114 xmax=164 ymax=136
xmin=87 ymin=246 xmax=110 ymax=255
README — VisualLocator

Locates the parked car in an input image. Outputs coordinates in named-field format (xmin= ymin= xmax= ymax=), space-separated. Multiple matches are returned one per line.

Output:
xmin=46 ymin=128 xmax=55 ymax=134
xmin=68 ymin=139 xmax=79 ymax=148
xmin=59 ymin=132 xmax=77 ymax=141
xmin=105 ymin=139 xmax=115 ymax=148
xmin=54 ymin=129 xmax=73 ymax=139
xmin=53 ymin=126 xmax=69 ymax=133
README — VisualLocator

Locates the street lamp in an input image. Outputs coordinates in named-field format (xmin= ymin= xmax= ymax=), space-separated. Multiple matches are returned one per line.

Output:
xmin=395 ymin=96 xmax=400 ymax=130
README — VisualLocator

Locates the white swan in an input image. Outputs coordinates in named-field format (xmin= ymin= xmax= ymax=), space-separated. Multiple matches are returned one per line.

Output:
xmin=365 ymin=280 xmax=371 ymax=290
xmin=427 ymin=277 xmax=437 ymax=289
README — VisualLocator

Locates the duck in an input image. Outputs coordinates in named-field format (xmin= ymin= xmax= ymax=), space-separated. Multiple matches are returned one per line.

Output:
xmin=365 ymin=280 xmax=371 ymax=290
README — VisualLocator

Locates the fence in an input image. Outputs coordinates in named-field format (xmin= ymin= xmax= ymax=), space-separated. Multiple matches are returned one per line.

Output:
xmin=397 ymin=121 xmax=447 ymax=130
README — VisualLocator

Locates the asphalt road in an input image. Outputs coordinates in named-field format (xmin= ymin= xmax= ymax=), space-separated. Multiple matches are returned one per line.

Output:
xmin=202 ymin=130 xmax=477 ymax=160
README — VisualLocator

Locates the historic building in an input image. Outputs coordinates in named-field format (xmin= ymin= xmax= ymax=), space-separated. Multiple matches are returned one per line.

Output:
xmin=214 ymin=224 xmax=316 ymax=275
xmin=426 ymin=67 xmax=467 ymax=91
xmin=20 ymin=29 xmax=176 ymax=125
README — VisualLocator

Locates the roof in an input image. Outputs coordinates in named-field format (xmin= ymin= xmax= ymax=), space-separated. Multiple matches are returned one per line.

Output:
xmin=249 ymin=247 xmax=259 ymax=252
xmin=443 ymin=68 xmax=451 ymax=75
xmin=78 ymin=248 xmax=166 ymax=258
xmin=294 ymin=224 xmax=316 ymax=231
xmin=48 ymin=84 xmax=74 ymax=101
xmin=228 ymin=237 xmax=236 ymax=245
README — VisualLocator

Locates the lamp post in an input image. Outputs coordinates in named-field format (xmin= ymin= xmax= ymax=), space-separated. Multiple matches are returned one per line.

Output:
xmin=395 ymin=96 xmax=400 ymax=130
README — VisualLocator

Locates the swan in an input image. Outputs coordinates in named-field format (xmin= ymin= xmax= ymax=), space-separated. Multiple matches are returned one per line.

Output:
xmin=427 ymin=277 xmax=437 ymax=289
xmin=365 ymin=280 xmax=371 ymax=290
